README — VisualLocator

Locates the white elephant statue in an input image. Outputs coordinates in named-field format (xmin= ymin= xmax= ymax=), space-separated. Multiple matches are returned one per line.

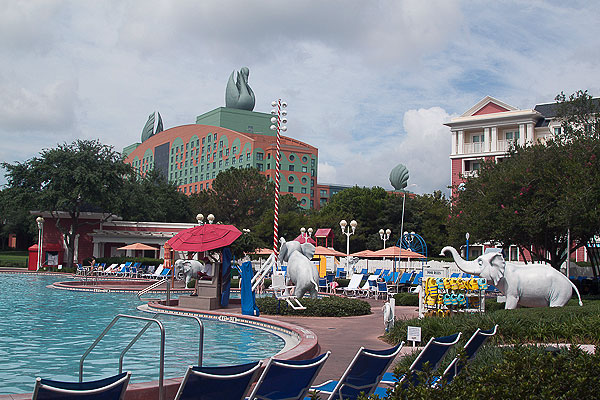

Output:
xmin=441 ymin=246 xmax=582 ymax=309
xmin=278 ymin=238 xmax=319 ymax=299
xmin=174 ymin=259 xmax=211 ymax=290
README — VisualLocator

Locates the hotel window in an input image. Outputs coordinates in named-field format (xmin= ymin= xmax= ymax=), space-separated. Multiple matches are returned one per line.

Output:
xmin=311 ymin=159 xmax=315 ymax=167
xmin=201 ymin=174 xmax=204 ymax=180
xmin=213 ymin=152 xmax=216 ymax=159
xmin=195 ymin=175 xmax=198 ymax=182
xmin=196 ymin=140 xmax=199 ymax=147
xmin=202 ymin=137 xmax=205 ymax=144
xmin=311 ymin=189 xmax=314 ymax=196
xmin=219 ymin=150 xmax=223 ymax=158
xmin=302 ymin=166 xmax=307 ymax=172
xmin=289 ymin=154 xmax=295 ymax=161
xmin=219 ymin=160 xmax=223 ymax=167
xmin=232 ymin=146 xmax=237 ymax=154
xmin=219 ymin=140 xmax=223 ymax=148
xmin=194 ymin=185 xmax=197 ymax=192
xmin=184 ymin=187 xmax=187 ymax=193
xmin=186 ymin=143 xmax=188 ymax=150
xmin=202 ymin=146 xmax=205 ymax=153
xmin=213 ymin=134 xmax=217 ymax=141
xmin=267 ymin=153 xmax=271 ymax=159
xmin=171 ymin=156 xmax=173 ymax=163
xmin=247 ymin=153 xmax=251 ymax=161
xmin=200 ymin=183 xmax=204 ymax=190
xmin=256 ymin=152 xmax=264 ymax=161
xmin=195 ymin=166 xmax=198 ymax=173
xmin=311 ymin=169 xmax=315 ymax=176
xmin=267 ymin=163 xmax=270 ymax=169
xmin=311 ymin=200 xmax=314 ymax=208
xmin=239 ymin=155 xmax=243 ymax=163
xmin=225 ymin=159 xmax=229 ymax=166
xmin=213 ymin=162 xmax=216 ymax=169
xmin=288 ymin=186 xmax=294 ymax=192
xmin=184 ymin=178 xmax=188 ymax=184
xmin=320 ymin=190 xmax=327 ymax=197
xmin=207 ymin=144 xmax=211 ymax=152
xmin=232 ymin=157 xmax=236 ymax=164
xmin=289 ymin=165 xmax=294 ymax=171
xmin=289 ymin=175 xmax=294 ymax=182
xmin=257 ymin=163 xmax=263 ymax=171
xmin=226 ymin=148 xmax=229 ymax=156
xmin=554 ymin=127 xmax=561 ymax=135
xmin=212 ymin=172 xmax=216 ymax=178
xmin=301 ymin=187 xmax=307 ymax=194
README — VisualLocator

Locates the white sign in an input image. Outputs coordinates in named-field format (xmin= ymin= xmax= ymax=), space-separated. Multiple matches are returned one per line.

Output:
xmin=423 ymin=267 xmax=444 ymax=278
xmin=407 ymin=326 xmax=421 ymax=342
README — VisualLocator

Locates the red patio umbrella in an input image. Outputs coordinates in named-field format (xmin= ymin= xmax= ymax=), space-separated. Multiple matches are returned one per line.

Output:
xmin=166 ymin=224 xmax=242 ymax=252
xmin=251 ymin=248 xmax=275 ymax=256
xmin=350 ymin=249 xmax=377 ymax=258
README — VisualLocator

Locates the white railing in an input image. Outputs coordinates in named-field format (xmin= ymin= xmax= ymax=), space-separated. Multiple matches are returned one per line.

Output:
xmin=463 ymin=142 xmax=484 ymax=154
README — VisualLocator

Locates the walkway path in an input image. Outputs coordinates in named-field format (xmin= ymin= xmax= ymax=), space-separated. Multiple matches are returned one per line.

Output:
xmin=256 ymin=298 xmax=419 ymax=383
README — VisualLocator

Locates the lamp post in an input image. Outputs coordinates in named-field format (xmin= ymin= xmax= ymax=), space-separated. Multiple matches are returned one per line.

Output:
xmin=340 ymin=219 xmax=357 ymax=272
xmin=465 ymin=232 xmax=470 ymax=261
xmin=270 ymin=99 xmax=287 ymax=259
xmin=300 ymin=227 xmax=313 ymax=244
xmin=379 ymin=228 xmax=391 ymax=249
xmin=36 ymin=216 xmax=44 ymax=271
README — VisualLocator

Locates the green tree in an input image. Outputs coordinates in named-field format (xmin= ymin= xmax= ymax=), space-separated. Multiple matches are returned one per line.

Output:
xmin=449 ymin=91 xmax=600 ymax=270
xmin=120 ymin=169 xmax=192 ymax=222
xmin=1 ymin=140 xmax=132 ymax=267
xmin=204 ymin=167 xmax=275 ymax=229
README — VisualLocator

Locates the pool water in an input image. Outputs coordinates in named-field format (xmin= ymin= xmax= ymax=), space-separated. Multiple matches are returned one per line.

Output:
xmin=0 ymin=274 xmax=285 ymax=394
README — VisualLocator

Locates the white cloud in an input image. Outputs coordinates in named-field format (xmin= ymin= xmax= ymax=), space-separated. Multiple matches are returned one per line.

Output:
xmin=1 ymin=0 xmax=599 ymax=194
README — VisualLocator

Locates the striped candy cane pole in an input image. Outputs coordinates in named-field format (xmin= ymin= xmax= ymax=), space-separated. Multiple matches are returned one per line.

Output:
xmin=270 ymin=99 xmax=287 ymax=261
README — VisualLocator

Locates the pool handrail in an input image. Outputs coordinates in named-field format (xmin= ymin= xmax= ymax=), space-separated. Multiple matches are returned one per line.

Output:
xmin=79 ymin=313 xmax=204 ymax=400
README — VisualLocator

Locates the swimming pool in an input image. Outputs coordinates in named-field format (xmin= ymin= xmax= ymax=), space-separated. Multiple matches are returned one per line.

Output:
xmin=0 ymin=274 xmax=285 ymax=395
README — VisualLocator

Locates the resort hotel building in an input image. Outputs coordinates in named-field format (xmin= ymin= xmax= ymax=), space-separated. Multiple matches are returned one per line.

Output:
xmin=445 ymin=95 xmax=593 ymax=262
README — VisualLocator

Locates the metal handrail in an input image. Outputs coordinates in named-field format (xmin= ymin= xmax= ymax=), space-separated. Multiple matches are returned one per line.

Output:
xmin=138 ymin=279 xmax=168 ymax=299
xmin=79 ymin=313 xmax=205 ymax=400
xmin=252 ymin=253 xmax=276 ymax=292
xmin=79 ymin=314 xmax=166 ymax=400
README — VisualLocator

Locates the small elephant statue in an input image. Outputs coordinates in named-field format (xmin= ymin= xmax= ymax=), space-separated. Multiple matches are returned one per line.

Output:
xmin=278 ymin=238 xmax=319 ymax=299
xmin=174 ymin=259 xmax=211 ymax=291
xmin=441 ymin=246 xmax=582 ymax=309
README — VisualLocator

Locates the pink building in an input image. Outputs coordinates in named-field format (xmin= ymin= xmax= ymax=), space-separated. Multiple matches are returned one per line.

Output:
xmin=445 ymin=96 xmax=587 ymax=263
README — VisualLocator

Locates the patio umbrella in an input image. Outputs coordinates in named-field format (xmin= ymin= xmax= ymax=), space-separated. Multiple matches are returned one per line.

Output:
xmin=369 ymin=246 xmax=425 ymax=259
xmin=251 ymin=248 xmax=275 ymax=256
xmin=313 ymin=246 xmax=346 ymax=257
xmin=166 ymin=224 xmax=242 ymax=252
xmin=350 ymin=249 xmax=377 ymax=258
xmin=117 ymin=243 xmax=159 ymax=251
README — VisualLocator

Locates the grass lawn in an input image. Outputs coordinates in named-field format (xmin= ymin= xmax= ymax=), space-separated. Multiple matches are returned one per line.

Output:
xmin=0 ymin=250 xmax=28 ymax=268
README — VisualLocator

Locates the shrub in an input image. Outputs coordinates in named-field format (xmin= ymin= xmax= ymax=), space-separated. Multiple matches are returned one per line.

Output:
xmin=378 ymin=345 xmax=600 ymax=399
xmin=256 ymin=295 xmax=371 ymax=317
xmin=385 ymin=299 xmax=600 ymax=346
xmin=187 ymin=279 xmax=196 ymax=288
xmin=393 ymin=292 xmax=419 ymax=306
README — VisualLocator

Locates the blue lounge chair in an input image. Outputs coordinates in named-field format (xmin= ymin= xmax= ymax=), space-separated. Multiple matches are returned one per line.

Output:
xmin=32 ymin=371 xmax=131 ymax=400
xmin=411 ymin=271 xmax=423 ymax=286
xmin=175 ymin=361 xmax=261 ymax=400
xmin=375 ymin=281 xmax=389 ymax=300
xmin=374 ymin=268 xmax=382 ymax=276
xmin=450 ymin=273 xmax=460 ymax=278
xmin=380 ymin=332 xmax=461 ymax=387
xmin=318 ymin=277 xmax=328 ymax=292
xmin=438 ymin=325 xmax=498 ymax=386
xmin=246 ymin=351 xmax=330 ymax=400
xmin=360 ymin=268 xmax=368 ymax=275
xmin=380 ymin=270 xmax=391 ymax=281
xmin=311 ymin=342 xmax=404 ymax=400
xmin=336 ymin=268 xmax=347 ymax=279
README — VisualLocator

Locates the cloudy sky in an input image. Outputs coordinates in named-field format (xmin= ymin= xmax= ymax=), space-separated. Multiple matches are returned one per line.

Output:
xmin=1 ymin=1 xmax=598 ymax=195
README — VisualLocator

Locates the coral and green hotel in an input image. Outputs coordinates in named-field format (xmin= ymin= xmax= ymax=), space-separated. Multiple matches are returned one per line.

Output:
xmin=123 ymin=107 xmax=319 ymax=209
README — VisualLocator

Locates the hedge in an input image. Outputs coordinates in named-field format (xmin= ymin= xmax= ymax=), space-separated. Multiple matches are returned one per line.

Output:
xmin=256 ymin=295 xmax=371 ymax=317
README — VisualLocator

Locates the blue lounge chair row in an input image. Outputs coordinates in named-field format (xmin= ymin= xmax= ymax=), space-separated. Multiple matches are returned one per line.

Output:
xmin=33 ymin=326 xmax=497 ymax=400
